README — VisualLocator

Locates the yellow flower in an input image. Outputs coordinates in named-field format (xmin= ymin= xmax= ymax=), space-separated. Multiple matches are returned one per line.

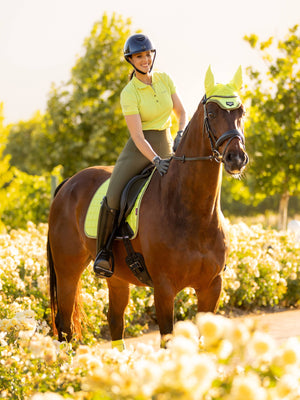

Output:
xmin=29 ymin=333 xmax=57 ymax=363
xmin=76 ymin=345 xmax=90 ymax=355
xmin=230 ymin=374 xmax=267 ymax=400
xmin=248 ymin=331 xmax=275 ymax=360
xmin=216 ymin=339 xmax=233 ymax=360
xmin=167 ymin=336 xmax=198 ymax=356
xmin=196 ymin=312 xmax=230 ymax=346
xmin=191 ymin=354 xmax=216 ymax=393
xmin=276 ymin=374 xmax=300 ymax=398
xmin=228 ymin=321 xmax=250 ymax=347
xmin=173 ymin=320 xmax=199 ymax=342
xmin=273 ymin=338 xmax=300 ymax=370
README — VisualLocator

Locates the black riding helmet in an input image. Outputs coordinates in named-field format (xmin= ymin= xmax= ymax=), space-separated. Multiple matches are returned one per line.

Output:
xmin=123 ymin=34 xmax=156 ymax=75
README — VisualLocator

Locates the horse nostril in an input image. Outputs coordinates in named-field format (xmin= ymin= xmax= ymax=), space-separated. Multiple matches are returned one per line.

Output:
xmin=225 ymin=152 xmax=236 ymax=163
xmin=225 ymin=151 xmax=248 ymax=167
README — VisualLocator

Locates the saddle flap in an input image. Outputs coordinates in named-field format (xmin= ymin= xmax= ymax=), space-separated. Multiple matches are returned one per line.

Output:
xmin=118 ymin=164 xmax=154 ymax=226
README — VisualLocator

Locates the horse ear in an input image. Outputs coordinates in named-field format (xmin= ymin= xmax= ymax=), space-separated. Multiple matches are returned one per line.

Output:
xmin=205 ymin=65 xmax=215 ymax=94
xmin=230 ymin=66 xmax=243 ymax=91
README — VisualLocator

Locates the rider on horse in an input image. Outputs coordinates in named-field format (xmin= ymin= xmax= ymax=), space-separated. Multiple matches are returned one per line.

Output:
xmin=93 ymin=34 xmax=187 ymax=277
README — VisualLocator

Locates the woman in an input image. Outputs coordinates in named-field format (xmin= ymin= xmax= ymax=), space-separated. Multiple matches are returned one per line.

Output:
xmin=94 ymin=33 xmax=186 ymax=277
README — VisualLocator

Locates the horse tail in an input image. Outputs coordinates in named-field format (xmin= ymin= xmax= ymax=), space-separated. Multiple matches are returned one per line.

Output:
xmin=47 ymin=178 xmax=69 ymax=337
xmin=72 ymin=281 xmax=85 ymax=340
xmin=47 ymin=236 xmax=58 ymax=336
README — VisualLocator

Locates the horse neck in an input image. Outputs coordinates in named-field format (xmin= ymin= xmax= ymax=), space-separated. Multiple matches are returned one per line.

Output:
xmin=164 ymin=103 xmax=223 ymax=221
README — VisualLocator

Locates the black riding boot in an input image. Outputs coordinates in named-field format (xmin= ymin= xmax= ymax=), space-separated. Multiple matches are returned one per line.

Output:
xmin=93 ymin=196 xmax=119 ymax=278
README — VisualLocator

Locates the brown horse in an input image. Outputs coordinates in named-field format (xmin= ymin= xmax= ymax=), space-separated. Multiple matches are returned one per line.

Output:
xmin=47 ymin=69 xmax=248 ymax=344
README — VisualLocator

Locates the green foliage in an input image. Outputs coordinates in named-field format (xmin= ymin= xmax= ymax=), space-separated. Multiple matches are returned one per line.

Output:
xmin=5 ymin=13 xmax=134 ymax=178
xmin=42 ymin=13 xmax=133 ymax=177
xmin=222 ymin=25 xmax=300 ymax=222
xmin=2 ymin=13 xmax=134 ymax=229
xmin=243 ymin=25 xmax=300 ymax=201
xmin=0 ymin=104 xmax=14 ymax=231
xmin=1 ymin=112 xmax=58 ymax=230
xmin=3 ymin=111 xmax=47 ymax=175
xmin=0 ymin=165 xmax=62 ymax=230
xmin=0 ymin=104 xmax=13 ymax=186
xmin=1 ymin=168 xmax=50 ymax=229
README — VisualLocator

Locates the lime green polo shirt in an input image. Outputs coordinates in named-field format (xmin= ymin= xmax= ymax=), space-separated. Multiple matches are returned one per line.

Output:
xmin=120 ymin=72 xmax=176 ymax=131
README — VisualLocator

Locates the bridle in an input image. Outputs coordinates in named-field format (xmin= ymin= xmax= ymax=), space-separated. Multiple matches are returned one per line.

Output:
xmin=172 ymin=95 xmax=245 ymax=163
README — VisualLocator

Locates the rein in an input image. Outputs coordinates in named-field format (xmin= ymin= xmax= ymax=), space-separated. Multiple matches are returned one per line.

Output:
xmin=172 ymin=95 xmax=245 ymax=163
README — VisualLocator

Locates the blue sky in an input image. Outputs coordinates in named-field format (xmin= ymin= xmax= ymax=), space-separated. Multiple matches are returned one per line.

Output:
xmin=0 ymin=0 xmax=299 ymax=124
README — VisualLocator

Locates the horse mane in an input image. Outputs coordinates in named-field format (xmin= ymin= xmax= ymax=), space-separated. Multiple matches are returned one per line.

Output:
xmin=53 ymin=178 xmax=69 ymax=198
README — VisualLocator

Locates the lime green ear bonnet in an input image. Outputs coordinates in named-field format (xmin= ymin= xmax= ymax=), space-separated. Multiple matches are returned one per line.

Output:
xmin=204 ymin=65 xmax=243 ymax=110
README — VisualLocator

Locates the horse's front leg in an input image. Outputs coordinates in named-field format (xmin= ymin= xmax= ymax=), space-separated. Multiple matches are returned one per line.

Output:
xmin=153 ymin=282 xmax=175 ymax=347
xmin=107 ymin=278 xmax=130 ymax=350
xmin=195 ymin=274 xmax=223 ymax=313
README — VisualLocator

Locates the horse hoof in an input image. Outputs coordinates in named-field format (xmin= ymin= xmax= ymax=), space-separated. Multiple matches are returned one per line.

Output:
xmin=160 ymin=334 xmax=173 ymax=348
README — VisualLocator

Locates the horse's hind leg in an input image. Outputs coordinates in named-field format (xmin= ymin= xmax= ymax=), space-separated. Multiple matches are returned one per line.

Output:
xmin=107 ymin=278 xmax=130 ymax=341
xmin=195 ymin=275 xmax=222 ymax=313
xmin=55 ymin=276 xmax=79 ymax=341
xmin=54 ymin=256 xmax=87 ymax=341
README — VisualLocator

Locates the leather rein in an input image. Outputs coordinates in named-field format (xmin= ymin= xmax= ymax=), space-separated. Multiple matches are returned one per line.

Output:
xmin=172 ymin=95 xmax=245 ymax=163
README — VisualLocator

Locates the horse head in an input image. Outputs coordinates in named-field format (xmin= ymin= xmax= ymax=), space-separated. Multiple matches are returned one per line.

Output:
xmin=202 ymin=65 xmax=249 ymax=177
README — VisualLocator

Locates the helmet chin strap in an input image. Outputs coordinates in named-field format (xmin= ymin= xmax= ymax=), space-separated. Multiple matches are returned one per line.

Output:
xmin=129 ymin=52 xmax=156 ymax=75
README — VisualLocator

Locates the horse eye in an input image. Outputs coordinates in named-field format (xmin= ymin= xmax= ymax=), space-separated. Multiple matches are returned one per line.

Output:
xmin=208 ymin=112 xmax=215 ymax=119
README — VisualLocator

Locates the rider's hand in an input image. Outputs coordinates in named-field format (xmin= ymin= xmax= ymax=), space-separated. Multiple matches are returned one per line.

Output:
xmin=173 ymin=130 xmax=184 ymax=152
xmin=152 ymin=156 xmax=170 ymax=176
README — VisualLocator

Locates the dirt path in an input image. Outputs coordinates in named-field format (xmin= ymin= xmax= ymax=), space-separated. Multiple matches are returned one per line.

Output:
xmin=247 ymin=309 xmax=300 ymax=343
xmin=100 ymin=309 xmax=300 ymax=349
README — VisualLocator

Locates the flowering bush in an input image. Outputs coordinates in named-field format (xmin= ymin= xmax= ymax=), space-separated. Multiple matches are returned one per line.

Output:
xmin=2 ymin=312 xmax=300 ymax=399
xmin=0 ymin=221 xmax=300 ymax=398
xmin=223 ymin=222 xmax=300 ymax=309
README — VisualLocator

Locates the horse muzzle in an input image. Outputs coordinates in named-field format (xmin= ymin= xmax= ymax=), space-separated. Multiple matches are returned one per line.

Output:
xmin=223 ymin=145 xmax=249 ymax=176
xmin=213 ymin=128 xmax=248 ymax=175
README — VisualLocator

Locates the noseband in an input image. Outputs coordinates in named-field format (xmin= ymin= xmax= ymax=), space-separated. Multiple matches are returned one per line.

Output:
xmin=172 ymin=95 xmax=245 ymax=163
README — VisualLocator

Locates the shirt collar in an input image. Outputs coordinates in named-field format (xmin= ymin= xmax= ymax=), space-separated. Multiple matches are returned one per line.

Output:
xmin=132 ymin=73 xmax=157 ymax=89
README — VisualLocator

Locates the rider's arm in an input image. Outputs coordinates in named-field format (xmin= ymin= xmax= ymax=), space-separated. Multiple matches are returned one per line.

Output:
xmin=124 ymin=114 xmax=158 ymax=162
xmin=172 ymin=93 xmax=187 ymax=131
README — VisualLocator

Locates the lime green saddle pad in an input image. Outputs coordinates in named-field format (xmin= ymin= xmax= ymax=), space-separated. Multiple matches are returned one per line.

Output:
xmin=84 ymin=172 xmax=154 ymax=240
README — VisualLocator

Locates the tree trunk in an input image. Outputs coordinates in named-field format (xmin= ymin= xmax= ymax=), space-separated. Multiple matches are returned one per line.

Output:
xmin=278 ymin=191 xmax=289 ymax=231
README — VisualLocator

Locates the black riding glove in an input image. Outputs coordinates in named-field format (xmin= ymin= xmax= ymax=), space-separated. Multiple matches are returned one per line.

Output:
xmin=152 ymin=156 xmax=170 ymax=176
xmin=173 ymin=130 xmax=184 ymax=152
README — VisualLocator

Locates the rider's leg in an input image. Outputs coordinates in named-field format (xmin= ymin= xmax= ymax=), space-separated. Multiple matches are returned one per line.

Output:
xmin=94 ymin=137 xmax=150 ymax=276
xmin=93 ymin=197 xmax=119 ymax=277
xmin=93 ymin=130 xmax=172 ymax=276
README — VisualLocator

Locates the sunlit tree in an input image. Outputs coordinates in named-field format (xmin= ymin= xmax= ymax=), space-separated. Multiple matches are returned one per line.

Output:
xmin=5 ymin=13 xmax=134 ymax=178
xmin=0 ymin=104 xmax=13 ymax=230
xmin=243 ymin=25 xmax=300 ymax=229
xmin=44 ymin=12 xmax=133 ymax=177
xmin=4 ymin=111 xmax=45 ymax=175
